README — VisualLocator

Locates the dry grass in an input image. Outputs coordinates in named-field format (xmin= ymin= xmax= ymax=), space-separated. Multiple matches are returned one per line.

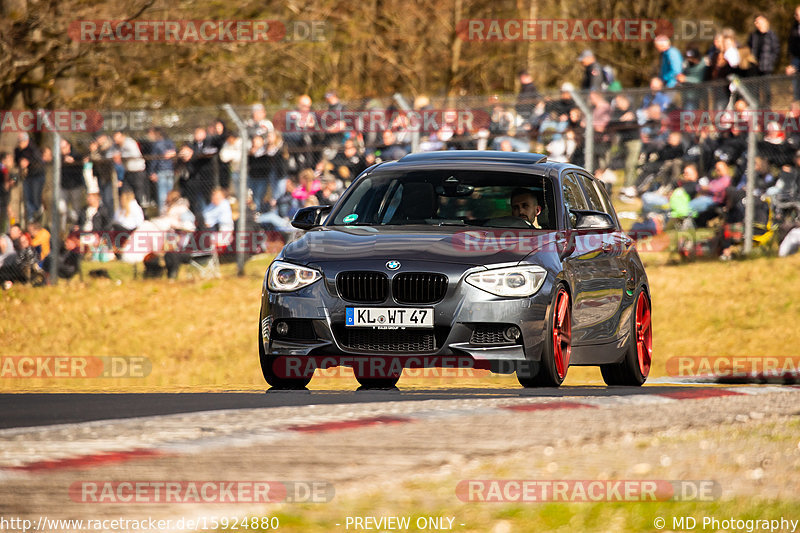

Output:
xmin=2 ymin=253 xmax=799 ymax=392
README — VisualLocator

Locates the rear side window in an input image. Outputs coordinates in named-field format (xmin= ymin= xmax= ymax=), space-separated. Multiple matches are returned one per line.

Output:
xmin=577 ymin=174 xmax=605 ymax=212
xmin=561 ymin=172 xmax=589 ymax=228
xmin=577 ymin=173 xmax=617 ymax=225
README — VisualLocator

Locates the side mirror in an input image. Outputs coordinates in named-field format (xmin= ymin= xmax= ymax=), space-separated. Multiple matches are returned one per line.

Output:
xmin=291 ymin=205 xmax=332 ymax=230
xmin=571 ymin=209 xmax=615 ymax=231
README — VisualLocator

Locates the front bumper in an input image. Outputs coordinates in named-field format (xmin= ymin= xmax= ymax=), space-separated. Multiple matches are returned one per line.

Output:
xmin=260 ymin=263 xmax=554 ymax=366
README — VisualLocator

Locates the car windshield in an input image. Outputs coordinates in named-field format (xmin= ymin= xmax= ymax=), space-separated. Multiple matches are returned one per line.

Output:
xmin=329 ymin=169 xmax=557 ymax=229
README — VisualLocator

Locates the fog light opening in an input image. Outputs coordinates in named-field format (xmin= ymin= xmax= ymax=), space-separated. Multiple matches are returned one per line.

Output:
xmin=503 ymin=326 xmax=521 ymax=342
xmin=276 ymin=321 xmax=289 ymax=337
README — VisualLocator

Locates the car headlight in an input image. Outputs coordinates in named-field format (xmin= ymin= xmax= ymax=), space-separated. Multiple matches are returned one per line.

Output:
xmin=267 ymin=260 xmax=322 ymax=292
xmin=466 ymin=265 xmax=547 ymax=297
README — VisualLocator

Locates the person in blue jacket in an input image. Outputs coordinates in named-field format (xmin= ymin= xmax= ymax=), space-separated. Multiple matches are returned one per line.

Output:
xmin=655 ymin=35 xmax=683 ymax=88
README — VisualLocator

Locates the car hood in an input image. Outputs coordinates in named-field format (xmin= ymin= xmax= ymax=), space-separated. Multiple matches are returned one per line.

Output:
xmin=281 ymin=226 xmax=560 ymax=267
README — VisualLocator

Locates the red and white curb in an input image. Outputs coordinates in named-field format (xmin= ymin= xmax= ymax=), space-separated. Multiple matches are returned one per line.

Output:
xmin=1 ymin=386 xmax=798 ymax=476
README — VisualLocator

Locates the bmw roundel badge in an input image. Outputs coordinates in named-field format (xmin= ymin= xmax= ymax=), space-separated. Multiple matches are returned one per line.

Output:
xmin=386 ymin=260 xmax=401 ymax=270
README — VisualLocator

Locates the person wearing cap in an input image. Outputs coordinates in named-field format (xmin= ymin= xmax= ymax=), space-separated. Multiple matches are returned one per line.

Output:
xmin=654 ymin=35 xmax=683 ymax=88
xmin=676 ymin=46 xmax=708 ymax=110
xmin=546 ymin=83 xmax=575 ymax=118
xmin=578 ymin=50 xmax=603 ymax=91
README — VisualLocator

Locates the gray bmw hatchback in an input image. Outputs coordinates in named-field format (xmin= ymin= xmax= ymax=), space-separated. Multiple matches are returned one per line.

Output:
xmin=259 ymin=151 xmax=652 ymax=389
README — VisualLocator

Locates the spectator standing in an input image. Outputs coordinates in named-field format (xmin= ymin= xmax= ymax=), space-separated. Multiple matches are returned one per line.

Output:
xmin=246 ymin=103 xmax=275 ymax=139
xmin=677 ymin=47 xmax=708 ymax=110
xmin=748 ymin=15 xmax=780 ymax=106
xmin=89 ymin=134 xmax=117 ymax=212
xmin=748 ymin=15 xmax=780 ymax=77
xmin=654 ymin=35 xmax=683 ymax=88
xmin=609 ymin=94 xmax=641 ymax=189
xmin=0 ymin=152 xmax=16 ymax=232
xmin=248 ymin=134 xmax=270 ymax=212
xmin=14 ymin=133 xmax=46 ymax=222
xmin=219 ymin=132 xmax=243 ymax=196
xmin=323 ymin=90 xmax=346 ymax=147
xmin=515 ymin=70 xmax=540 ymax=120
xmin=113 ymin=131 xmax=148 ymax=207
xmin=184 ymin=127 xmax=219 ymax=213
xmin=284 ymin=95 xmax=321 ymax=169
xmin=712 ymin=30 xmax=740 ymax=82
xmin=787 ymin=6 xmax=800 ymax=100
xmin=60 ymin=139 xmax=85 ymax=228
xmin=146 ymin=127 xmax=176 ymax=213
xmin=578 ymin=50 xmax=604 ymax=91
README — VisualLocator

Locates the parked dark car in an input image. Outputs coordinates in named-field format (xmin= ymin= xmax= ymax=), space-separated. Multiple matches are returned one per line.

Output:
xmin=259 ymin=151 xmax=652 ymax=389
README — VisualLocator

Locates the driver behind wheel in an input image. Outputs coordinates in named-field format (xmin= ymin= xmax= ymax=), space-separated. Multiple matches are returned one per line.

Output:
xmin=510 ymin=187 xmax=543 ymax=228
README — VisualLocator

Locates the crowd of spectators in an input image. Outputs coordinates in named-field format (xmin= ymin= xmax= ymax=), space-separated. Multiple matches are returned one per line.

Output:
xmin=3 ymin=12 xmax=800 ymax=285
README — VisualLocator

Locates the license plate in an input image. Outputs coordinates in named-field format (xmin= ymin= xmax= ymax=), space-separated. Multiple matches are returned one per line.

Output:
xmin=346 ymin=307 xmax=434 ymax=328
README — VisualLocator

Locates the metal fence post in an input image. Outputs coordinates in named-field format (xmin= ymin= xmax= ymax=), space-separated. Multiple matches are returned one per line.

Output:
xmin=222 ymin=104 xmax=249 ymax=277
xmin=730 ymin=76 xmax=758 ymax=255
xmin=393 ymin=93 xmax=419 ymax=153
xmin=38 ymin=110 xmax=61 ymax=285
xmin=569 ymin=89 xmax=594 ymax=173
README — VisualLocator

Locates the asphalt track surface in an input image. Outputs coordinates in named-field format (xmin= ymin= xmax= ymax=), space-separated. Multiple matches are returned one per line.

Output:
xmin=2 ymin=383 xmax=798 ymax=533
xmin=0 ymin=384 xmax=746 ymax=429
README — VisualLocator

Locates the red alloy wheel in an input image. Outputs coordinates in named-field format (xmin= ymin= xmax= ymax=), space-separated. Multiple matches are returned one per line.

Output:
xmin=552 ymin=288 xmax=571 ymax=379
xmin=635 ymin=291 xmax=652 ymax=377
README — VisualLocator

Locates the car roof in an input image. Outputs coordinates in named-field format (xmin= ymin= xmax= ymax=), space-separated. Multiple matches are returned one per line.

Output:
xmin=372 ymin=150 xmax=587 ymax=178
xmin=398 ymin=150 xmax=548 ymax=165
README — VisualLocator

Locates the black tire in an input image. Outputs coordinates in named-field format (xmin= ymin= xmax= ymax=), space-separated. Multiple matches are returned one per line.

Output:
xmin=259 ymin=327 xmax=312 ymax=389
xmin=601 ymin=288 xmax=652 ymax=386
xmin=517 ymin=284 xmax=571 ymax=388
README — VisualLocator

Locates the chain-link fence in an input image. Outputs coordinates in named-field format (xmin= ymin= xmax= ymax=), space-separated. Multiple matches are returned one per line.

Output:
xmin=3 ymin=73 xmax=799 ymax=284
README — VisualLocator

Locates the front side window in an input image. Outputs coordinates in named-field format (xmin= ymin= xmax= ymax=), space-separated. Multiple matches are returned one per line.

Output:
xmin=561 ymin=172 xmax=589 ymax=228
